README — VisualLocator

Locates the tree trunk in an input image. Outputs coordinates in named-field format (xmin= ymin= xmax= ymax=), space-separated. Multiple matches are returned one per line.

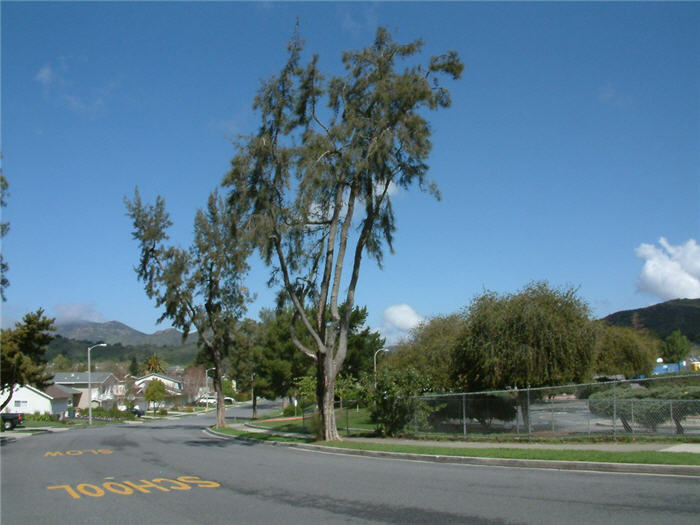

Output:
xmin=212 ymin=351 xmax=226 ymax=429
xmin=517 ymin=391 xmax=530 ymax=431
xmin=0 ymin=391 xmax=14 ymax=412
xmin=252 ymin=394 xmax=258 ymax=419
xmin=316 ymin=352 xmax=340 ymax=441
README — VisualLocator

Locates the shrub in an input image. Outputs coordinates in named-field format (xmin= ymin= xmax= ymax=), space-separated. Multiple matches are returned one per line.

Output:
xmin=589 ymin=384 xmax=700 ymax=433
xmin=158 ymin=409 xmax=168 ymax=416
xmin=363 ymin=367 xmax=432 ymax=436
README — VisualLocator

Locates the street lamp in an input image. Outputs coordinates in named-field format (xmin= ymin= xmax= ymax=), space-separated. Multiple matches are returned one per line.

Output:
xmin=205 ymin=368 xmax=215 ymax=394
xmin=374 ymin=348 xmax=389 ymax=388
xmin=87 ymin=343 xmax=107 ymax=425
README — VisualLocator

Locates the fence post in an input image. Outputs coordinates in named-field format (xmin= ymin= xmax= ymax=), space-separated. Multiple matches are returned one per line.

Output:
xmin=669 ymin=400 xmax=673 ymax=433
xmin=551 ymin=398 xmax=555 ymax=432
xmin=631 ymin=399 xmax=634 ymax=434
xmin=527 ymin=387 xmax=532 ymax=439
xmin=346 ymin=407 xmax=349 ymax=436
xmin=612 ymin=382 xmax=617 ymax=441
xmin=462 ymin=394 xmax=467 ymax=438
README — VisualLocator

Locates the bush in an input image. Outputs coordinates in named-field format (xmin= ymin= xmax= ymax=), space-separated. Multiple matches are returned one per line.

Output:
xmin=24 ymin=412 xmax=61 ymax=422
xmin=363 ymin=367 xmax=432 ymax=436
xmin=589 ymin=384 xmax=700 ymax=433
xmin=158 ymin=409 xmax=168 ymax=416
xmin=282 ymin=405 xmax=300 ymax=417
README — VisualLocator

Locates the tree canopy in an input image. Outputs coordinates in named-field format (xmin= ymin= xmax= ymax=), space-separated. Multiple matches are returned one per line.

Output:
xmin=661 ymin=330 xmax=692 ymax=364
xmin=224 ymin=27 xmax=462 ymax=440
xmin=1 ymin=309 xmax=56 ymax=411
xmin=144 ymin=379 xmax=167 ymax=415
xmin=594 ymin=325 xmax=658 ymax=378
xmin=384 ymin=313 xmax=463 ymax=392
xmin=452 ymin=282 xmax=597 ymax=392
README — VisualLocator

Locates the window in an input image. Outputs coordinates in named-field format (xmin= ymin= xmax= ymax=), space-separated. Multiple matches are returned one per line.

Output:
xmin=14 ymin=400 xmax=28 ymax=409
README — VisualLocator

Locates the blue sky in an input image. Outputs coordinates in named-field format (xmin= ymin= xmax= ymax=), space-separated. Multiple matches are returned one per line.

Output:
xmin=2 ymin=2 xmax=699 ymax=344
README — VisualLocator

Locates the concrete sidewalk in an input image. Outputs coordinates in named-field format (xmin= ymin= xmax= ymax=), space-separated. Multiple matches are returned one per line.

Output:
xmin=346 ymin=436 xmax=700 ymax=453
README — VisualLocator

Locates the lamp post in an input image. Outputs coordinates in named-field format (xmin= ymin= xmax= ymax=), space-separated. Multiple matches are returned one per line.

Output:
xmin=205 ymin=368 xmax=215 ymax=394
xmin=374 ymin=348 xmax=389 ymax=388
xmin=87 ymin=343 xmax=107 ymax=425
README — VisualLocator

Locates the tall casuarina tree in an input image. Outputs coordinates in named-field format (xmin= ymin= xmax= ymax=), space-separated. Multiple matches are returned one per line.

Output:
xmin=224 ymin=27 xmax=463 ymax=440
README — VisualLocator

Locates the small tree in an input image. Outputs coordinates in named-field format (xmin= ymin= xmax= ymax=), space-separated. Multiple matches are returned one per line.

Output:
xmin=364 ymin=367 xmax=430 ymax=437
xmin=1 ymin=309 xmax=55 ymax=411
xmin=129 ymin=355 xmax=141 ymax=377
xmin=595 ymin=325 xmax=658 ymax=378
xmin=144 ymin=379 xmax=167 ymax=415
xmin=125 ymin=190 xmax=253 ymax=428
xmin=661 ymin=330 xmax=692 ymax=364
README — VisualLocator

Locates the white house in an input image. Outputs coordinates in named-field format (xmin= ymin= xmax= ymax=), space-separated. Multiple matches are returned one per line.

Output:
xmin=133 ymin=373 xmax=184 ymax=409
xmin=1 ymin=384 xmax=78 ymax=417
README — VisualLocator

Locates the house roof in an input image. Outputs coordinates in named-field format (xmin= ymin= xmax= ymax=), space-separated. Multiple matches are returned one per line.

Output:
xmin=53 ymin=372 xmax=116 ymax=385
xmin=44 ymin=384 xmax=76 ymax=399
xmin=135 ymin=373 xmax=182 ymax=387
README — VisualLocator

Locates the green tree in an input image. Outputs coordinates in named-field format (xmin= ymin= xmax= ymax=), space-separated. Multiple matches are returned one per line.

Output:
xmin=595 ymin=325 xmax=658 ymax=378
xmin=129 ymin=355 xmax=141 ymax=376
xmin=1 ymin=174 xmax=9 ymax=301
xmin=50 ymin=354 xmax=73 ymax=372
xmin=125 ymin=190 xmax=253 ymax=428
xmin=225 ymin=27 xmax=463 ymax=440
xmin=384 ymin=313 xmax=463 ymax=392
xmin=0 ymin=309 xmax=56 ymax=411
xmin=145 ymin=353 xmax=165 ymax=374
xmin=144 ymin=379 xmax=167 ymax=416
xmin=661 ymin=330 xmax=692 ymax=364
xmin=451 ymin=282 xmax=597 ymax=426
xmin=363 ymin=367 xmax=431 ymax=437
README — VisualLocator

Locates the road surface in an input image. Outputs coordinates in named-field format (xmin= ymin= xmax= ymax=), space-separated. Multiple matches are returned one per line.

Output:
xmin=2 ymin=406 xmax=698 ymax=524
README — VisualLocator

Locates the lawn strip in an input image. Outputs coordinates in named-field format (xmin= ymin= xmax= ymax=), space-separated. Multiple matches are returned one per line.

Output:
xmin=319 ymin=441 xmax=700 ymax=466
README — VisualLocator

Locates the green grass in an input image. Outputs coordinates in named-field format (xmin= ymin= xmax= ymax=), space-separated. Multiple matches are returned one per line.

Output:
xmin=256 ymin=408 xmax=376 ymax=436
xmin=211 ymin=425 xmax=700 ymax=466
xmin=317 ymin=441 xmax=700 ymax=466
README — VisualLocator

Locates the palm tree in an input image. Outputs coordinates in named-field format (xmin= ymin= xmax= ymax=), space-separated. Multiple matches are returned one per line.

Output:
xmin=145 ymin=353 xmax=165 ymax=374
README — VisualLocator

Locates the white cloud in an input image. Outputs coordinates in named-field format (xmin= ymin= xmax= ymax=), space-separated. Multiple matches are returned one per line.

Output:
xmin=338 ymin=6 xmax=378 ymax=36
xmin=35 ymin=65 xmax=54 ymax=85
xmin=380 ymin=304 xmax=423 ymax=345
xmin=635 ymin=237 xmax=700 ymax=300
xmin=53 ymin=303 xmax=105 ymax=325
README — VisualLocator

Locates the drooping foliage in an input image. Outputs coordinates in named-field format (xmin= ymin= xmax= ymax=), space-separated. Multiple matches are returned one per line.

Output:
xmin=594 ymin=325 xmax=658 ymax=378
xmin=452 ymin=282 xmax=597 ymax=391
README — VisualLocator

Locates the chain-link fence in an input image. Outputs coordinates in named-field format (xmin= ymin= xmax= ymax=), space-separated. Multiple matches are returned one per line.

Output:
xmin=411 ymin=374 xmax=700 ymax=438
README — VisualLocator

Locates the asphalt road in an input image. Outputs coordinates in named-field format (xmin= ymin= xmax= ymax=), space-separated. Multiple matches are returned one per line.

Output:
xmin=2 ymin=406 xmax=699 ymax=525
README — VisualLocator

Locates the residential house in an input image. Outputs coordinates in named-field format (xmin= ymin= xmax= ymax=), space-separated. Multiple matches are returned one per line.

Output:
xmin=53 ymin=372 xmax=119 ymax=410
xmin=133 ymin=373 xmax=184 ymax=409
xmin=1 ymin=384 xmax=79 ymax=417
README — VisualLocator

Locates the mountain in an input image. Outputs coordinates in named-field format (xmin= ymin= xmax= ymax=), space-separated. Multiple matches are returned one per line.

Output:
xmin=602 ymin=298 xmax=700 ymax=343
xmin=56 ymin=320 xmax=189 ymax=347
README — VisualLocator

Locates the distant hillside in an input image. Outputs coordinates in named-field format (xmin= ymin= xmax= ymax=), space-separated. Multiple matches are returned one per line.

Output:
xmin=56 ymin=320 xmax=189 ymax=347
xmin=603 ymin=298 xmax=700 ymax=343
xmin=47 ymin=335 xmax=199 ymax=366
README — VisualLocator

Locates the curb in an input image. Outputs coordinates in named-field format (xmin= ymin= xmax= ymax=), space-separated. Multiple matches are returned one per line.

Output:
xmin=203 ymin=427 xmax=700 ymax=477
